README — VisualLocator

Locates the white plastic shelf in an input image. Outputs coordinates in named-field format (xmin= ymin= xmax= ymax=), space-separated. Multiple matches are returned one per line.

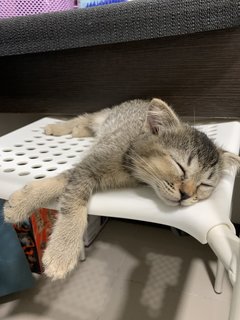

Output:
xmin=0 ymin=118 xmax=240 ymax=244
xmin=0 ymin=117 xmax=94 ymax=199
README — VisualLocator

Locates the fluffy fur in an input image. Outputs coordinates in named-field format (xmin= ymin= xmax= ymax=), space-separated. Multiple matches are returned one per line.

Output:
xmin=4 ymin=98 xmax=240 ymax=280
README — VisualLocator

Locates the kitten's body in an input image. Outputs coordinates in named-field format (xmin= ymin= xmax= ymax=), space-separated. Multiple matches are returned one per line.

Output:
xmin=4 ymin=98 xmax=240 ymax=280
xmin=69 ymin=99 xmax=149 ymax=192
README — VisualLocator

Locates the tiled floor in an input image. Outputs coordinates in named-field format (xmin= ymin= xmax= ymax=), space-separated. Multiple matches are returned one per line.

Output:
xmin=0 ymin=219 xmax=232 ymax=320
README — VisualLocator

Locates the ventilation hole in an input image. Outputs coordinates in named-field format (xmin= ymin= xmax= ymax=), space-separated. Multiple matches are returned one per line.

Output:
xmin=39 ymin=150 xmax=48 ymax=153
xmin=36 ymin=142 xmax=45 ymax=146
xmin=18 ymin=172 xmax=30 ymax=176
xmin=83 ymin=145 xmax=90 ymax=147
xmin=62 ymin=148 xmax=70 ymax=151
xmin=25 ymin=140 xmax=33 ymax=143
xmin=14 ymin=144 xmax=23 ymax=147
xmin=32 ymin=129 xmax=40 ymax=132
xmin=31 ymin=164 xmax=42 ymax=169
xmin=70 ymin=143 xmax=78 ymax=146
xmin=27 ymin=147 xmax=36 ymax=151
xmin=49 ymin=145 xmax=57 ymax=148
xmin=43 ymin=158 xmax=53 ymax=162
xmin=67 ymin=155 xmax=76 ymax=158
xmin=46 ymin=138 xmax=54 ymax=141
xmin=34 ymin=136 xmax=42 ymax=139
xmin=17 ymin=162 xmax=27 ymax=166
xmin=3 ymin=158 xmax=14 ymax=162
xmin=76 ymin=150 xmax=83 ymax=152
xmin=46 ymin=167 xmax=57 ymax=171
xmin=2 ymin=149 xmax=12 ymax=152
xmin=16 ymin=152 xmax=25 ymax=156
xmin=58 ymin=141 xmax=65 ymax=144
xmin=4 ymin=168 xmax=15 ymax=172
xmin=34 ymin=175 xmax=46 ymax=179
xmin=57 ymin=161 xmax=67 ymax=164
xmin=29 ymin=155 xmax=38 ymax=159
xmin=53 ymin=153 xmax=62 ymax=156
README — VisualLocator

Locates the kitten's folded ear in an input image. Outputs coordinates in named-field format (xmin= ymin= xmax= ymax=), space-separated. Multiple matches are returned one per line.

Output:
xmin=220 ymin=149 xmax=240 ymax=171
xmin=146 ymin=98 xmax=181 ymax=134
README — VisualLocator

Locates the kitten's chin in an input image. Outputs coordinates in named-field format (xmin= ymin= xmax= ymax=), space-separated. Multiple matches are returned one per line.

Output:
xmin=162 ymin=199 xmax=180 ymax=207
xmin=154 ymin=189 xmax=180 ymax=207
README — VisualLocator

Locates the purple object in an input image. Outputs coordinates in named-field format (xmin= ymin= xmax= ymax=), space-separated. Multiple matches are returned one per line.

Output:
xmin=0 ymin=0 xmax=75 ymax=19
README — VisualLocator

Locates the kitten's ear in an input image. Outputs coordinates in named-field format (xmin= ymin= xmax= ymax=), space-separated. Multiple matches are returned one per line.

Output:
xmin=220 ymin=150 xmax=240 ymax=171
xmin=146 ymin=98 xmax=181 ymax=134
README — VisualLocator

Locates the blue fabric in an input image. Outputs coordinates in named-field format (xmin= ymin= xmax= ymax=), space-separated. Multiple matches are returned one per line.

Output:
xmin=0 ymin=199 xmax=34 ymax=297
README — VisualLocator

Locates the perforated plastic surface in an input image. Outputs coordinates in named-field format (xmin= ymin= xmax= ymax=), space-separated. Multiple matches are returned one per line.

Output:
xmin=0 ymin=118 xmax=95 ymax=196
xmin=0 ymin=118 xmax=240 ymax=244
xmin=0 ymin=0 xmax=75 ymax=18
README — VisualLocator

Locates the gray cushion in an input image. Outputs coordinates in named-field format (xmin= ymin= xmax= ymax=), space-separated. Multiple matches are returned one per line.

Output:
xmin=0 ymin=0 xmax=240 ymax=56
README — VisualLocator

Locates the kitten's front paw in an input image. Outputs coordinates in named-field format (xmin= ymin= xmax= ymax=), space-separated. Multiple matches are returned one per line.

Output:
xmin=44 ymin=123 xmax=70 ymax=136
xmin=42 ymin=240 xmax=82 ymax=280
xmin=4 ymin=187 xmax=33 ymax=223
xmin=72 ymin=126 xmax=91 ymax=138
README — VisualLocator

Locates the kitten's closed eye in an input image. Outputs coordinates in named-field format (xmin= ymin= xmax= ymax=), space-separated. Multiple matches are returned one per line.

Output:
xmin=175 ymin=161 xmax=186 ymax=178
xmin=171 ymin=158 xmax=186 ymax=179
xmin=199 ymin=183 xmax=214 ymax=188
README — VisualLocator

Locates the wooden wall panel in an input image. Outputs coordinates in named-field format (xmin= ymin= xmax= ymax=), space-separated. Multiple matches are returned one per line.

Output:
xmin=0 ymin=27 xmax=240 ymax=118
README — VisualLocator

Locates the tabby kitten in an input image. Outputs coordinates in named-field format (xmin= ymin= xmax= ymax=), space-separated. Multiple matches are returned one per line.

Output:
xmin=4 ymin=98 xmax=240 ymax=280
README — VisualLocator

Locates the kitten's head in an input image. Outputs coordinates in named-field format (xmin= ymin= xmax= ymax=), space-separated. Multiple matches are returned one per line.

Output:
xmin=130 ymin=98 xmax=240 ymax=206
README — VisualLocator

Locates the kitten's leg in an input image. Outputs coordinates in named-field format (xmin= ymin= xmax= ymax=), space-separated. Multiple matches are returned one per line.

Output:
xmin=44 ymin=108 xmax=110 ymax=138
xmin=4 ymin=174 xmax=67 ymax=224
xmin=42 ymin=174 xmax=95 ymax=280
xmin=44 ymin=117 xmax=83 ymax=136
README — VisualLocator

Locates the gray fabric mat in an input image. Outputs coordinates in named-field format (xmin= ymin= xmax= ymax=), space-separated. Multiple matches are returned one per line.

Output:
xmin=0 ymin=0 xmax=240 ymax=56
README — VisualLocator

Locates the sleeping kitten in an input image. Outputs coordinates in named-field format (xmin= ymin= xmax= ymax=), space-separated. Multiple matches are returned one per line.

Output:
xmin=4 ymin=98 xmax=240 ymax=280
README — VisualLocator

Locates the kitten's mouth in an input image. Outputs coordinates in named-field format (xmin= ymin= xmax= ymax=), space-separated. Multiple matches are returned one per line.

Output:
xmin=180 ymin=197 xmax=198 ymax=206
xmin=160 ymin=192 xmax=199 ymax=207
xmin=161 ymin=195 xmax=199 ymax=207
xmin=154 ymin=187 xmax=198 ymax=207
xmin=165 ymin=199 xmax=197 ymax=207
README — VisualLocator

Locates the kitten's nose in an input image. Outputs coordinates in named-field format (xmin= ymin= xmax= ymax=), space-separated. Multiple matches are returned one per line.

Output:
xmin=180 ymin=191 xmax=190 ymax=201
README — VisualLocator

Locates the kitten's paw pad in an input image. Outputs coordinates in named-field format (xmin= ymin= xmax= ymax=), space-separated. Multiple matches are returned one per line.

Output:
xmin=44 ymin=123 xmax=69 ymax=136
xmin=4 ymin=189 xmax=32 ymax=223
xmin=42 ymin=245 xmax=80 ymax=280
